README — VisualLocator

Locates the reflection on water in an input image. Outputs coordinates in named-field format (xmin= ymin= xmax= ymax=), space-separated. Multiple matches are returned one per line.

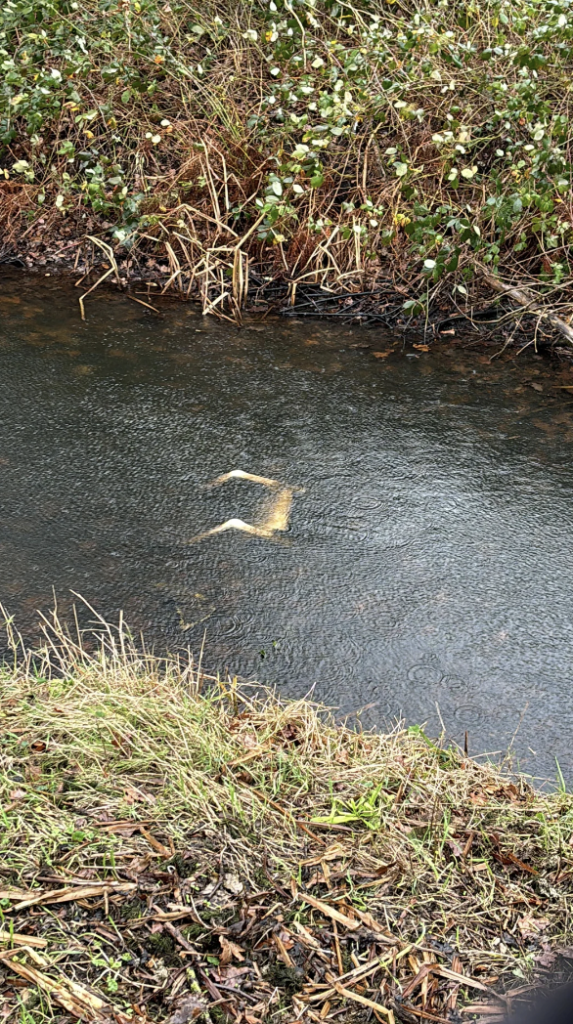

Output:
xmin=2 ymin=270 xmax=573 ymax=782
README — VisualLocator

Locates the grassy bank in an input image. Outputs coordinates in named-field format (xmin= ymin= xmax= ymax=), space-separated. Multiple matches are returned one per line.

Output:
xmin=0 ymin=0 xmax=572 ymax=337
xmin=1 ymin=612 xmax=573 ymax=1022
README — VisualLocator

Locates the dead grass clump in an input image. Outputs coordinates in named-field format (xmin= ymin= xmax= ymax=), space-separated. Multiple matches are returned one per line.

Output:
xmin=1 ymin=608 xmax=573 ymax=1022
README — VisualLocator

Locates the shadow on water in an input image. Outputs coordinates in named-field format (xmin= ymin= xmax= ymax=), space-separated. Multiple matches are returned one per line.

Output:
xmin=2 ymin=269 xmax=573 ymax=783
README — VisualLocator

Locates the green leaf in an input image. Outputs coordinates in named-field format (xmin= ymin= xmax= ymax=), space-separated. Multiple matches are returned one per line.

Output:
xmin=403 ymin=299 xmax=424 ymax=316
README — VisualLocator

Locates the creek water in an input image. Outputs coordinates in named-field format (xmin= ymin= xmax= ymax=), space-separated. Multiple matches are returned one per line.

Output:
xmin=2 ymin=270 xmax=573 ymax=782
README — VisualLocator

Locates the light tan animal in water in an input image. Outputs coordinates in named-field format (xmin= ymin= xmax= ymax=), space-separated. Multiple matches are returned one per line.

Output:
xmin=189 ymin=470 xmax=302 ymax=544
xmin=260 ymin=486 xmax=293 ymax=533
xmin=207 ymin=469 xmax=282 ymax=489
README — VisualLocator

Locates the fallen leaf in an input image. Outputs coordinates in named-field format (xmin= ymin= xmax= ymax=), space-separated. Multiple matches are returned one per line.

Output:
xmin=168 ymin=994 xmax=207 ymax=1023
xmin=506 ymin=851 xmax=537 ymax=874
xmin=124 ymin=786 xmax=156 ymax=807
xmin=517 ymin=913 xmax=550 ymax=939
xmin=240 ymin=732 xmax=258 ymax=750
xmin=536 ymin=948 xmax=557 ymax=968
xmin=138 ymin=825 xmax=169 ymax=856
xmin=219 ymin=935 xmax=245 ymax=964
xmin=446 ymin=838 xmax=464 ymax=858
xmin=216 ymin=964 xmax=251 ymax=984
xmin=372 ymin=351 xmax=391 ymax=359
xmin=223 ymin=873 xmax=243 ymax=895
xmin=413 ymin=344 xmax=430 ymax=352
xmin=440 ymin=329 xmax=456 ymax=336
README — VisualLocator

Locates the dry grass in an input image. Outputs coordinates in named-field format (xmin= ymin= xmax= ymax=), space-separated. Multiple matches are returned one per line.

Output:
xmin=1 ymin=605 xmax=573 ymax=1022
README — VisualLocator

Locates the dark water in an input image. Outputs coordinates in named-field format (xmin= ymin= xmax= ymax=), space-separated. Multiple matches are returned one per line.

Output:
xmin=2 ymin=270 xmax=573 ymax=782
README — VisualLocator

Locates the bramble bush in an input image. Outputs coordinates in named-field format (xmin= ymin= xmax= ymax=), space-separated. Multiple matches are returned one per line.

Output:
xmin=0 ymin=0 xmax=572 ymax=307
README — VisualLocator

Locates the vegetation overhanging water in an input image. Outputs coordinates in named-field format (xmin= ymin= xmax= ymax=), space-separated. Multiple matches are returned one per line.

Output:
xmin=1 ymin=0 xmax=573 ymax=340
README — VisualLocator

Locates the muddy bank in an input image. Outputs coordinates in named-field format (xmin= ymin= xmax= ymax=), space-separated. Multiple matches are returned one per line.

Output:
xmin=3 ymin=243 xmax=573 ymax=363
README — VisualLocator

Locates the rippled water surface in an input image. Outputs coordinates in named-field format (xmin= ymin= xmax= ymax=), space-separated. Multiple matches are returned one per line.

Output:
xmin=2 ymin=270 xmax=573 ymax=781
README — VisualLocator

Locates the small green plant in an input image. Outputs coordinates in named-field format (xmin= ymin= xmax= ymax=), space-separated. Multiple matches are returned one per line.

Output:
xmin=311 ymin=781 xmax=386 ymax=830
